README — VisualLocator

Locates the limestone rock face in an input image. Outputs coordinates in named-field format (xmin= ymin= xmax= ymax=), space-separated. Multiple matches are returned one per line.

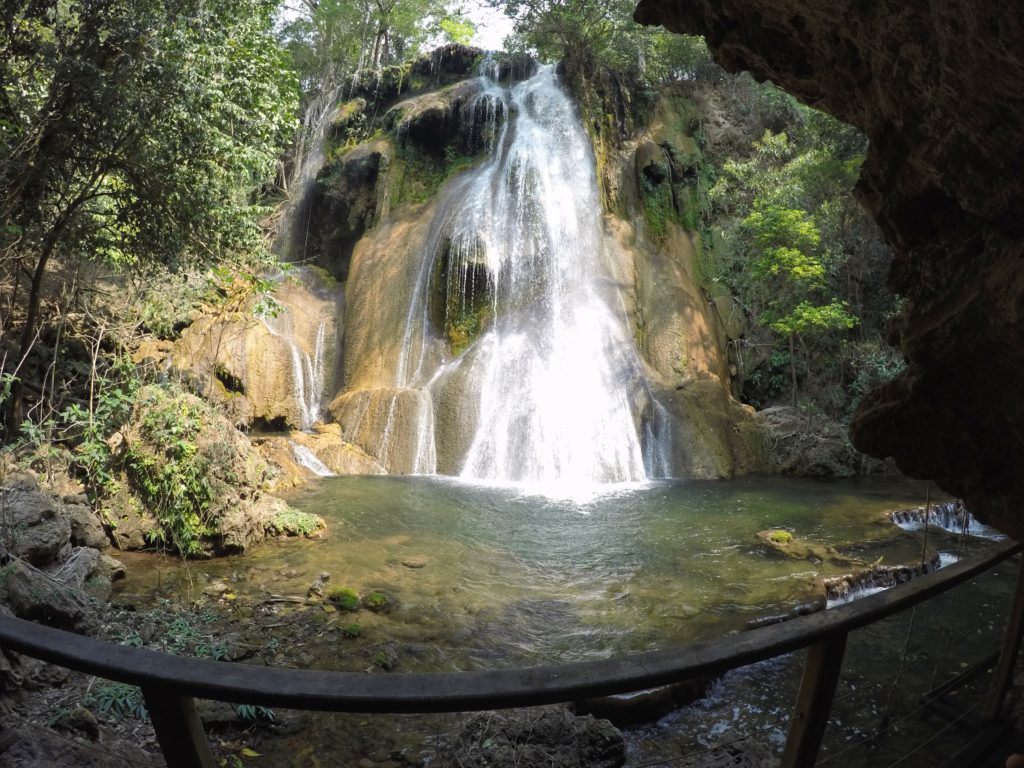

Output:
xmin=303 ymin=140 xmax=393 ymax=282
xmin=633 ymin=0 xmax=1024 ymax=536
xmin=171 ymin=266 xmax=342 ymax=431
xmin=598 ymin=89 xmax=770 ymax=477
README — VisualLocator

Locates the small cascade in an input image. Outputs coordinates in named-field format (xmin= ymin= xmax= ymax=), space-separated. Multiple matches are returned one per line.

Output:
xmin=890 ymin=501 xmax=1005 ymax=540
xmin=823 ymin=555 xmax=941 ymax=608
xmin=261 ymin=313 xmax=327 ymax=431
xmin=290 ymin=441 xmax=335 ymax=477
xmin=377 ymin=61 xmax=669 ymax=486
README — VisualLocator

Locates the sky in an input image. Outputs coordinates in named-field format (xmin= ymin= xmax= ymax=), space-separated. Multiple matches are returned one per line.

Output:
xmin=460 ymin=0 xmax=515 ymax=51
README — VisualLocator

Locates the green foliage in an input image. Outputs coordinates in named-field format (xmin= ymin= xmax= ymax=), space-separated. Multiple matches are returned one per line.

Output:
xmin=236 ymin=703 xmax=275 ymax=723
xmin=439 ymin=16 xmax=477 ymax=46
xmin=707 ymin=105 xmax=894 ymax=414
xmin=278 ymin=0 xmax=458 ymax=91
xmin=327 ymin=586 xmax=361 ymax=611
xmin=60 ymin=357 xmax=140 ymax=502
xmin=269 ymin=507 xmax=323 ymax=537
xmin=768 ymin=530 xmax=793 ymax=544
xmin=1 ymin=0 xmax=298 ymax=430
xmin=502 ymin=0 xmax=712 ymax=84
xmin=84 ymin=682 xmax=146 ymax=721
xmin=122 ymin=387 xmax=219 ymax=557
xmin=342 ymin=622 xmax=363 ymax=638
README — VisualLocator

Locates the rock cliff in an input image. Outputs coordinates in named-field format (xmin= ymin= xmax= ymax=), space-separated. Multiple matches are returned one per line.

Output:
xmin=634 ymin=0 xmax=1024 ymax=536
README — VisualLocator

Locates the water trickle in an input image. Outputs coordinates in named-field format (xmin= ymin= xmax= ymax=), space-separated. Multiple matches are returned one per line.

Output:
xmin=262 ymin=314 xmax=327 ymax=431
xmin=290 ymin=441 xmax=335 ymax=477
xmin=378 ymin=63 xmax=670 ymax=485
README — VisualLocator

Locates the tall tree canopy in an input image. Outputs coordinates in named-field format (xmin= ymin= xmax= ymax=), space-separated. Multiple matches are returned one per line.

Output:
xmin=498 ymin=0 xmax=712 ymax=80
xmin=0 ymin=0 xmax=298 ymax=428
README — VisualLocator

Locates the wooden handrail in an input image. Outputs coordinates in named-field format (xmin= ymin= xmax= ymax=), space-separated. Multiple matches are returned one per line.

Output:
xmin=0 ymin=539 xmax=1019 ymax=767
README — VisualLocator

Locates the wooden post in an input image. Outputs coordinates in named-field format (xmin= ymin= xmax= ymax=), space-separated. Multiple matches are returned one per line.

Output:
xmin=982 ymin=554 xmax=1024 ymax=722
xmin=780 ymin=632 xmax=848 ymax=768
xmin=141 ymin=686 xmax=216 ymax=768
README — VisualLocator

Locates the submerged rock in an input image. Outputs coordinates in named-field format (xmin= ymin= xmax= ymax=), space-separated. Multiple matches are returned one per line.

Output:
xmin=441 ymin=708 xmax=626 ymax=768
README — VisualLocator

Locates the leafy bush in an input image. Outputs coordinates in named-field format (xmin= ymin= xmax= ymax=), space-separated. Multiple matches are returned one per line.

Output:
xmin=123 ymin=388 xmax=218 ymax=556
xmin=84 ymin=682 xmax=146 ymax=721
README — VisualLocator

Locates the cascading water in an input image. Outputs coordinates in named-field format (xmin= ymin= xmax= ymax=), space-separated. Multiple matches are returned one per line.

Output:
xmin=290 ymin=441 xmax=335 ymax=477
xmin=377 ymin=63 xmax=670 ymax=486
xmin=261 ymin=313 xmax=327 ymax=431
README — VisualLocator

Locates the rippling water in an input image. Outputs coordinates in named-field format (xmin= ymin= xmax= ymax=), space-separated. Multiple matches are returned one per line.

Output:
xmin=113 ymin=474 xmax=987 ymax=667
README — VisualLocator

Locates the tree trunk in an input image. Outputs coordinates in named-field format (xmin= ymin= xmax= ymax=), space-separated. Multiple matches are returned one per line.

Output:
xmin=5 ymin=239 xmax=55 ymax=432
xmin=789 ymin=333 xmax=798 ymax=408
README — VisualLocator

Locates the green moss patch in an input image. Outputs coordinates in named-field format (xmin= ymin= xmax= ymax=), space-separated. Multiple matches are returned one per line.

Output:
xmin=326 ymin=586 xmax=360 ymax=612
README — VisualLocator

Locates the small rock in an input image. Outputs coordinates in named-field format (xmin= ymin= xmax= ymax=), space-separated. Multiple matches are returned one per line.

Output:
xmin=401 ymin=556 xmax=427 ymax=569
xmin=308 ymin=571 xmax=331 ymax=598
xmin=203 ymin=580 xmax=230 ymax=597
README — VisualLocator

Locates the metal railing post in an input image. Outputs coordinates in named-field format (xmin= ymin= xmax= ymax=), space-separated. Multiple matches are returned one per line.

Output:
xmin=141 ymin=685 xmax=216 ymax=768
xmin=780 ymin=632 xmax=848 ymax=768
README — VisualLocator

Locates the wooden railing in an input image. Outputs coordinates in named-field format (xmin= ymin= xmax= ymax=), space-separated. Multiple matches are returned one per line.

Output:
xmin=0 ymin=539 xmax=1020 ymax=768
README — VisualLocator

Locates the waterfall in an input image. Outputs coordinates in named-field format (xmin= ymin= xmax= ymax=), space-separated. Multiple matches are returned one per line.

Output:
xmin=378 ymin=63 xmax=670 ymax=486
xmin=290 ymin=441 xmax=335 ymax=477
xmin=261 ymin=314 xmax=327 ymax=432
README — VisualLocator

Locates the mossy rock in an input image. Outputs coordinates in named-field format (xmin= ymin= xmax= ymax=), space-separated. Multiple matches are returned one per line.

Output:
xmin=326 ymin=586 xmax=360 ymax=612
xmin=362 ymin=590 xmax=394 ymax=613
xmin=767 ymin=529 xmax=793 ymax=544
xmin=341 ymin=623 xmax=362 ymax=638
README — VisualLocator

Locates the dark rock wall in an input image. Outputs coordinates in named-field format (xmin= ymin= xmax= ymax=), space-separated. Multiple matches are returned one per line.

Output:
xmin=634 ymin=0 xmax=1024 ymax=538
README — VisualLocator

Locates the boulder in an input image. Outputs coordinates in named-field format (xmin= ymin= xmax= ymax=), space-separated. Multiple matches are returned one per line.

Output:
xmin=0 ymin=473 xmax=71 ymax=567
xmin=109 ymin=384 xmax=313 ymax=556
xmin=759 ymin=406 xmax=891 ymax=478
xmin=0 ymin=556 xmax=97 ymax=634
xmin=64 ymin=503 xmax=108 ymax=550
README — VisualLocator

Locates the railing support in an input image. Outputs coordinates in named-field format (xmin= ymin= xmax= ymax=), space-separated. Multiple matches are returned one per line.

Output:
xmin=141 ymin=686 xmax=215 ymax=768
xmin=780 ymin=632 xmax=847 ymax=768
xmin=982 ymin=554 xmax=1024 ymax=721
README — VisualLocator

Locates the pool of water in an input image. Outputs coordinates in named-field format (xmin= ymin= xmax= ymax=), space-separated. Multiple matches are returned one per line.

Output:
xmin=112 ymin=474 xmax=982 ymax=669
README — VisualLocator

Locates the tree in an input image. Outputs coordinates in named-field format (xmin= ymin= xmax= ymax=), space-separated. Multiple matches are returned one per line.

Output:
xmin=496 ymin=0 xmax=711 ymax=82
xmin=0 ymin=0 xmax=298 ymax=431
xmin=742 ymin=201 xmax=857 ymax=405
